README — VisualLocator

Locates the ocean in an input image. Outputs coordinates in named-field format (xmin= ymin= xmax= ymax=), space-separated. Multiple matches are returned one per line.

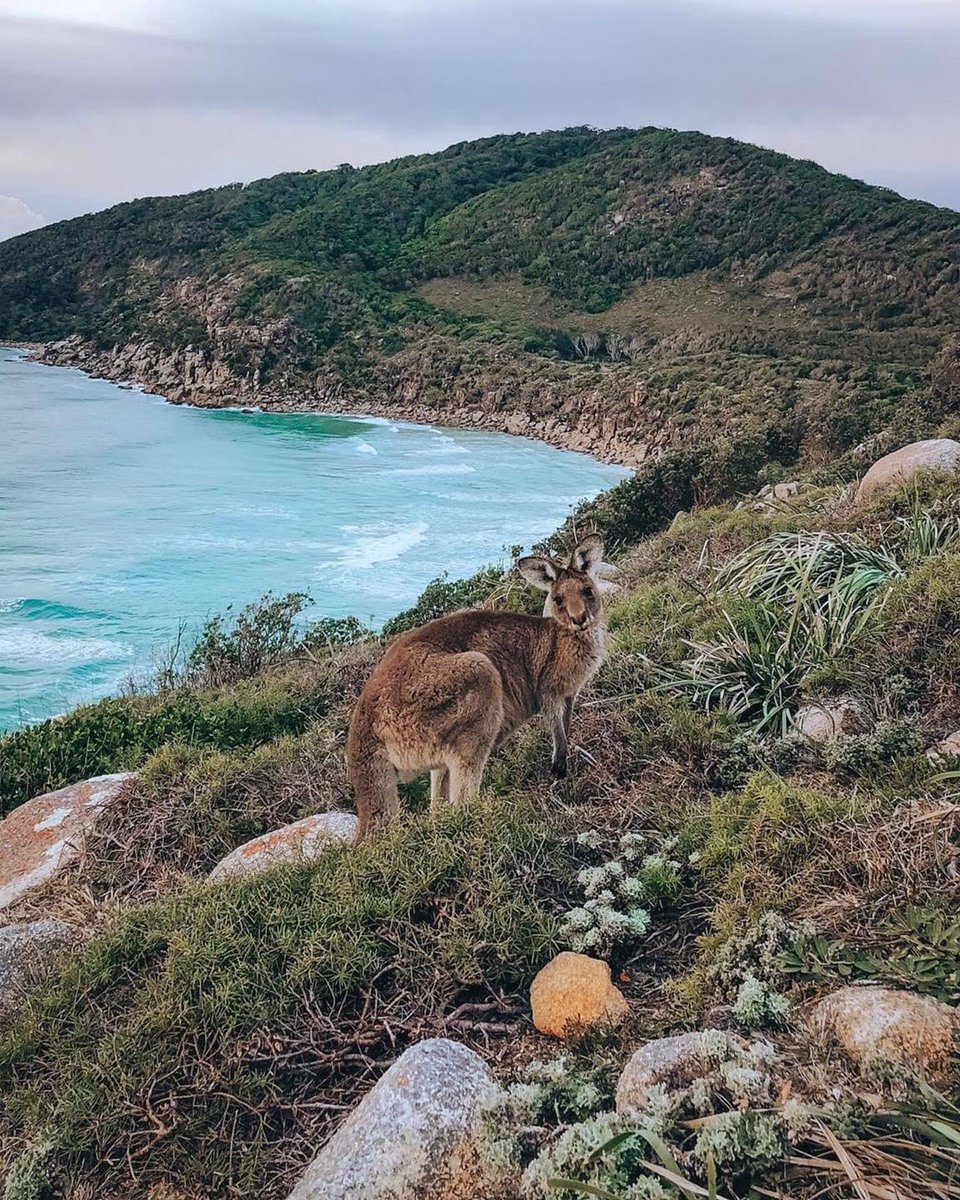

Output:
xmin=0 ymin=348 xmax=626 ymax=731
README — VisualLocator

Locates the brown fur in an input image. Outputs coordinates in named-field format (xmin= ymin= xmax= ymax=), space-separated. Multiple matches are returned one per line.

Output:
xmin=347 ymin=535 xmax=607 ymax=840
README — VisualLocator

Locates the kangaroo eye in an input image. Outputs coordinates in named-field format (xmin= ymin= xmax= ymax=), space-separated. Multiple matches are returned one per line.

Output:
xmin=583 ymin=587 xmax=594 ymax=599
xmin=554 ymin=596 xmax=565 ymax=608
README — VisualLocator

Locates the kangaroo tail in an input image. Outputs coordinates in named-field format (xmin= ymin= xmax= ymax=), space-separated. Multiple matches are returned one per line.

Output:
xmin=347 ymin=700 xmax=399 ymax=842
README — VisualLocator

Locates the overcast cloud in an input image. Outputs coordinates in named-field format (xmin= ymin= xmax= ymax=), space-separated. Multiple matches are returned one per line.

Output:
xmin=1 ymin=0 xmax=957 ymax=239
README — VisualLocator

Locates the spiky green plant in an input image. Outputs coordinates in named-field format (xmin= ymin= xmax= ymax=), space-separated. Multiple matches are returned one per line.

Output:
xmin=896 ymin=507 xmax=960 ymax=564
xmin=653 ymin=533 xmax=900 ymax=735
xmin=717 ymin=531 xmax=902 ymax=603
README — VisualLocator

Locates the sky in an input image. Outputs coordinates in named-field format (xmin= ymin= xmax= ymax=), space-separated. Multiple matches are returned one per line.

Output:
xmin=1 ymin=0 xmax=958 ymax=240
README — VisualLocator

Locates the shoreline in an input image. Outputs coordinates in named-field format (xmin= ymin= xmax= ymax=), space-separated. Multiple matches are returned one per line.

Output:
xmin=24 ymin=337 xmax=651 ymax=470
xmin=8 ymin=342 xmax=634 ymax=472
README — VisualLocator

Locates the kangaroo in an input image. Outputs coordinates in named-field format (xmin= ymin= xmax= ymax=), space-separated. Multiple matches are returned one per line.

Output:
xmin=347 ymin=534 xmax=607 ymax=840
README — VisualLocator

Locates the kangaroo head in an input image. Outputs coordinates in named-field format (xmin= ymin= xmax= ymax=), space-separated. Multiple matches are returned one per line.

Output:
xmin=518 ymin=534 xmax=605 ymax=632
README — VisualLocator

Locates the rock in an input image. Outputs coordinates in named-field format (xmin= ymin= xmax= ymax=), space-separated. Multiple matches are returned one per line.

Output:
xmin=208 ymin=812 xmax=357 ymax=881
xmin=285 ymin=1038 xmax=505 ymax=1200
xmin=529 ymin=951 xmax=629 ymax=1039
xmin=0 ymin=920 xmax=81 ymax=1020
xmin=926 ymin=729 xmax=960 ymax=763
xmin=757 ymin=481 xmax=800 ymax=501
xmin=595 ymin=561 xmax=621 ymax=580
xmin=794 ymin=697 xmax=863 ymax=743
xmin=811 ymin=986 xmax=959 ymax=1081
xmin=616 ymin=1030 xmax=739 ymax=1115
xmin=856 ymin=439 xmax=960 ymax=504
xmin=0 ymin=774 xmax=135 ymax=911
xmin=594 ymin=561 xmax=622 ymax=597
xmin=748 ymin=481 xmax=804 ymax=512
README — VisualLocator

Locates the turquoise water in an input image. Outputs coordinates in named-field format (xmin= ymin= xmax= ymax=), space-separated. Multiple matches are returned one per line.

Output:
xmin=0 ymin=348 xmax=625 ymax=731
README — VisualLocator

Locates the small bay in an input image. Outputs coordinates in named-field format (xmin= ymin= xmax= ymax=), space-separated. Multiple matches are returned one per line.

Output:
xmin=0 ymin=348 xmax=626 ymax=731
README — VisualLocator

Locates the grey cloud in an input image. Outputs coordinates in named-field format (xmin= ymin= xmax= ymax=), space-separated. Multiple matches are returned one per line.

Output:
xmin=218 ymin=0 xmax=956 ymax=130
xmin=0 ymin=18 xmax=225 ymax=118
xmin=0 ymin=0 xmax=957 ymax=216
xmin=0 ymin=194 xmax=46 ymax=241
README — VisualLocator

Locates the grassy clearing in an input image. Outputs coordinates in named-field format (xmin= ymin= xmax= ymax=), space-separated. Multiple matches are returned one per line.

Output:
xmin=417 ymin=271 xmax=805 ymax=340
xmin=0 ymin=796 xmax=567 ymax=1198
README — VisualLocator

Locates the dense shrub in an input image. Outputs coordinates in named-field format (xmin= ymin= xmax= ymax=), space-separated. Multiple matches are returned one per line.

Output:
xmin=170 ymin=588 xmax=316 ymax=686
xmin=381 ymin=565 xmax=512 ymax=637
xmin=562 ymin=429 xmax=782 ymax=550
xmin=0 ymin=667 xmax=329 ymax=815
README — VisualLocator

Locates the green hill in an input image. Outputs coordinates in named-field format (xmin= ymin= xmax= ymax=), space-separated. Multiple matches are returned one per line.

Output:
xmin=2 ymin=126 xmax=958 ymax=470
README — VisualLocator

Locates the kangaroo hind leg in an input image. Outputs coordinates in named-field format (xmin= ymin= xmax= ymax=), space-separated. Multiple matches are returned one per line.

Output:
xmin=430 ymin=768 xmax=450 ymax=809
xmin=448 ymin=754 xmax=496 ymax=805
xmin=445 ymin=655 xmax=504 ymax=806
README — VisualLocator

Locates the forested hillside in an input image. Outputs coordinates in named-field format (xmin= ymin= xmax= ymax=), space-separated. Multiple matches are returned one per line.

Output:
xmin=2 ymin=126 xmax=958 ymax=471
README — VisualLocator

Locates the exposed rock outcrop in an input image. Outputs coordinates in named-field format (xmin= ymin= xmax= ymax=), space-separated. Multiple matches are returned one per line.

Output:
xmin=0 ymin=773 xmax=135 ymax=911
xmin=855 ymin=438 xmax=960 ymax=503
xmin=811 ymin=986 xmax=959 ymax=1081
xmin=285 ymin=1038 xmax=507 ymax=1200
xmin=37 ymin=336 xmax=662 ymax=469
xmin=529 ymin=951 xmax=629 ymax=1039
xmin=209 ymin=812 xmax=358 ymax=881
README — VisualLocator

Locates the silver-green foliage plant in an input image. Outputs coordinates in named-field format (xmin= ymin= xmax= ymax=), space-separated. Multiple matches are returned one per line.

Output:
xmin=731 ymin=972 xmax=791 ymax=1027
xmin=3 ymin=1141 xmax=53 ymax=1200
xmin=561 ymin=833 xmax=682 ymax=955
xmin=479 ymin=1054 xmax=617 ymax=1188
xmin=517 ymin=1037 xmax=812 ymax=1199
xmin=708 ymin=911 xmax=807 ymax=1028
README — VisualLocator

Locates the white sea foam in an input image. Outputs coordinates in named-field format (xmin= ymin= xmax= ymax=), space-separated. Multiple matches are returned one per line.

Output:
xmin=0 ymin=629 xmax=133 ymax=663
xmin=354 ymin=438 xmax=379 ymax=456
xmin=164 ymin=533 xmax=331 ymax=554
xmin=332 ymin=521 xmax=428 ymax=569
xmin=420 ymin=433 xmax=472 ymax=456
xmin=0 ymin=598 xmax=23 ymax=614
xmin=381 ymin=463 xmax=476 ymax=478
xmin=222 ymin=502 xmax=295 ymax=519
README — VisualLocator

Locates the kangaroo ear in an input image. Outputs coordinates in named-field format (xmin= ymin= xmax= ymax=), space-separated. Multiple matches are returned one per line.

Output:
xmin=570 ymin=533 xmax=604 ymax=575
xmin=518 ymin=555 xmax=559 ymax=592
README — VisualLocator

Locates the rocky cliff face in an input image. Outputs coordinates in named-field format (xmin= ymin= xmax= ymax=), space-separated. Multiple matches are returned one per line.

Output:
xmin=38 ymin=334 xmax=673 ymax=467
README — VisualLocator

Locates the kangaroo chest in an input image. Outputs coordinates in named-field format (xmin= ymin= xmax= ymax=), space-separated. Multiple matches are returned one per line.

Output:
xmin=533 ymin=626 xmax=606 ymax=709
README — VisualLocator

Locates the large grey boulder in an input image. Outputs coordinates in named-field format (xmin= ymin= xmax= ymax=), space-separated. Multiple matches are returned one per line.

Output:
xmin=209 ymin=812 xmax=357 ymax=881
xmin=856 ymin=438 xmax=960 ymax=504
xmin=0 ymin=773 xmax=135 ymax=911
xmin=286 ymin=1038 xmax=506 ymax=1200
xmin=0 ymin=920 xmax=80 ymax=1021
